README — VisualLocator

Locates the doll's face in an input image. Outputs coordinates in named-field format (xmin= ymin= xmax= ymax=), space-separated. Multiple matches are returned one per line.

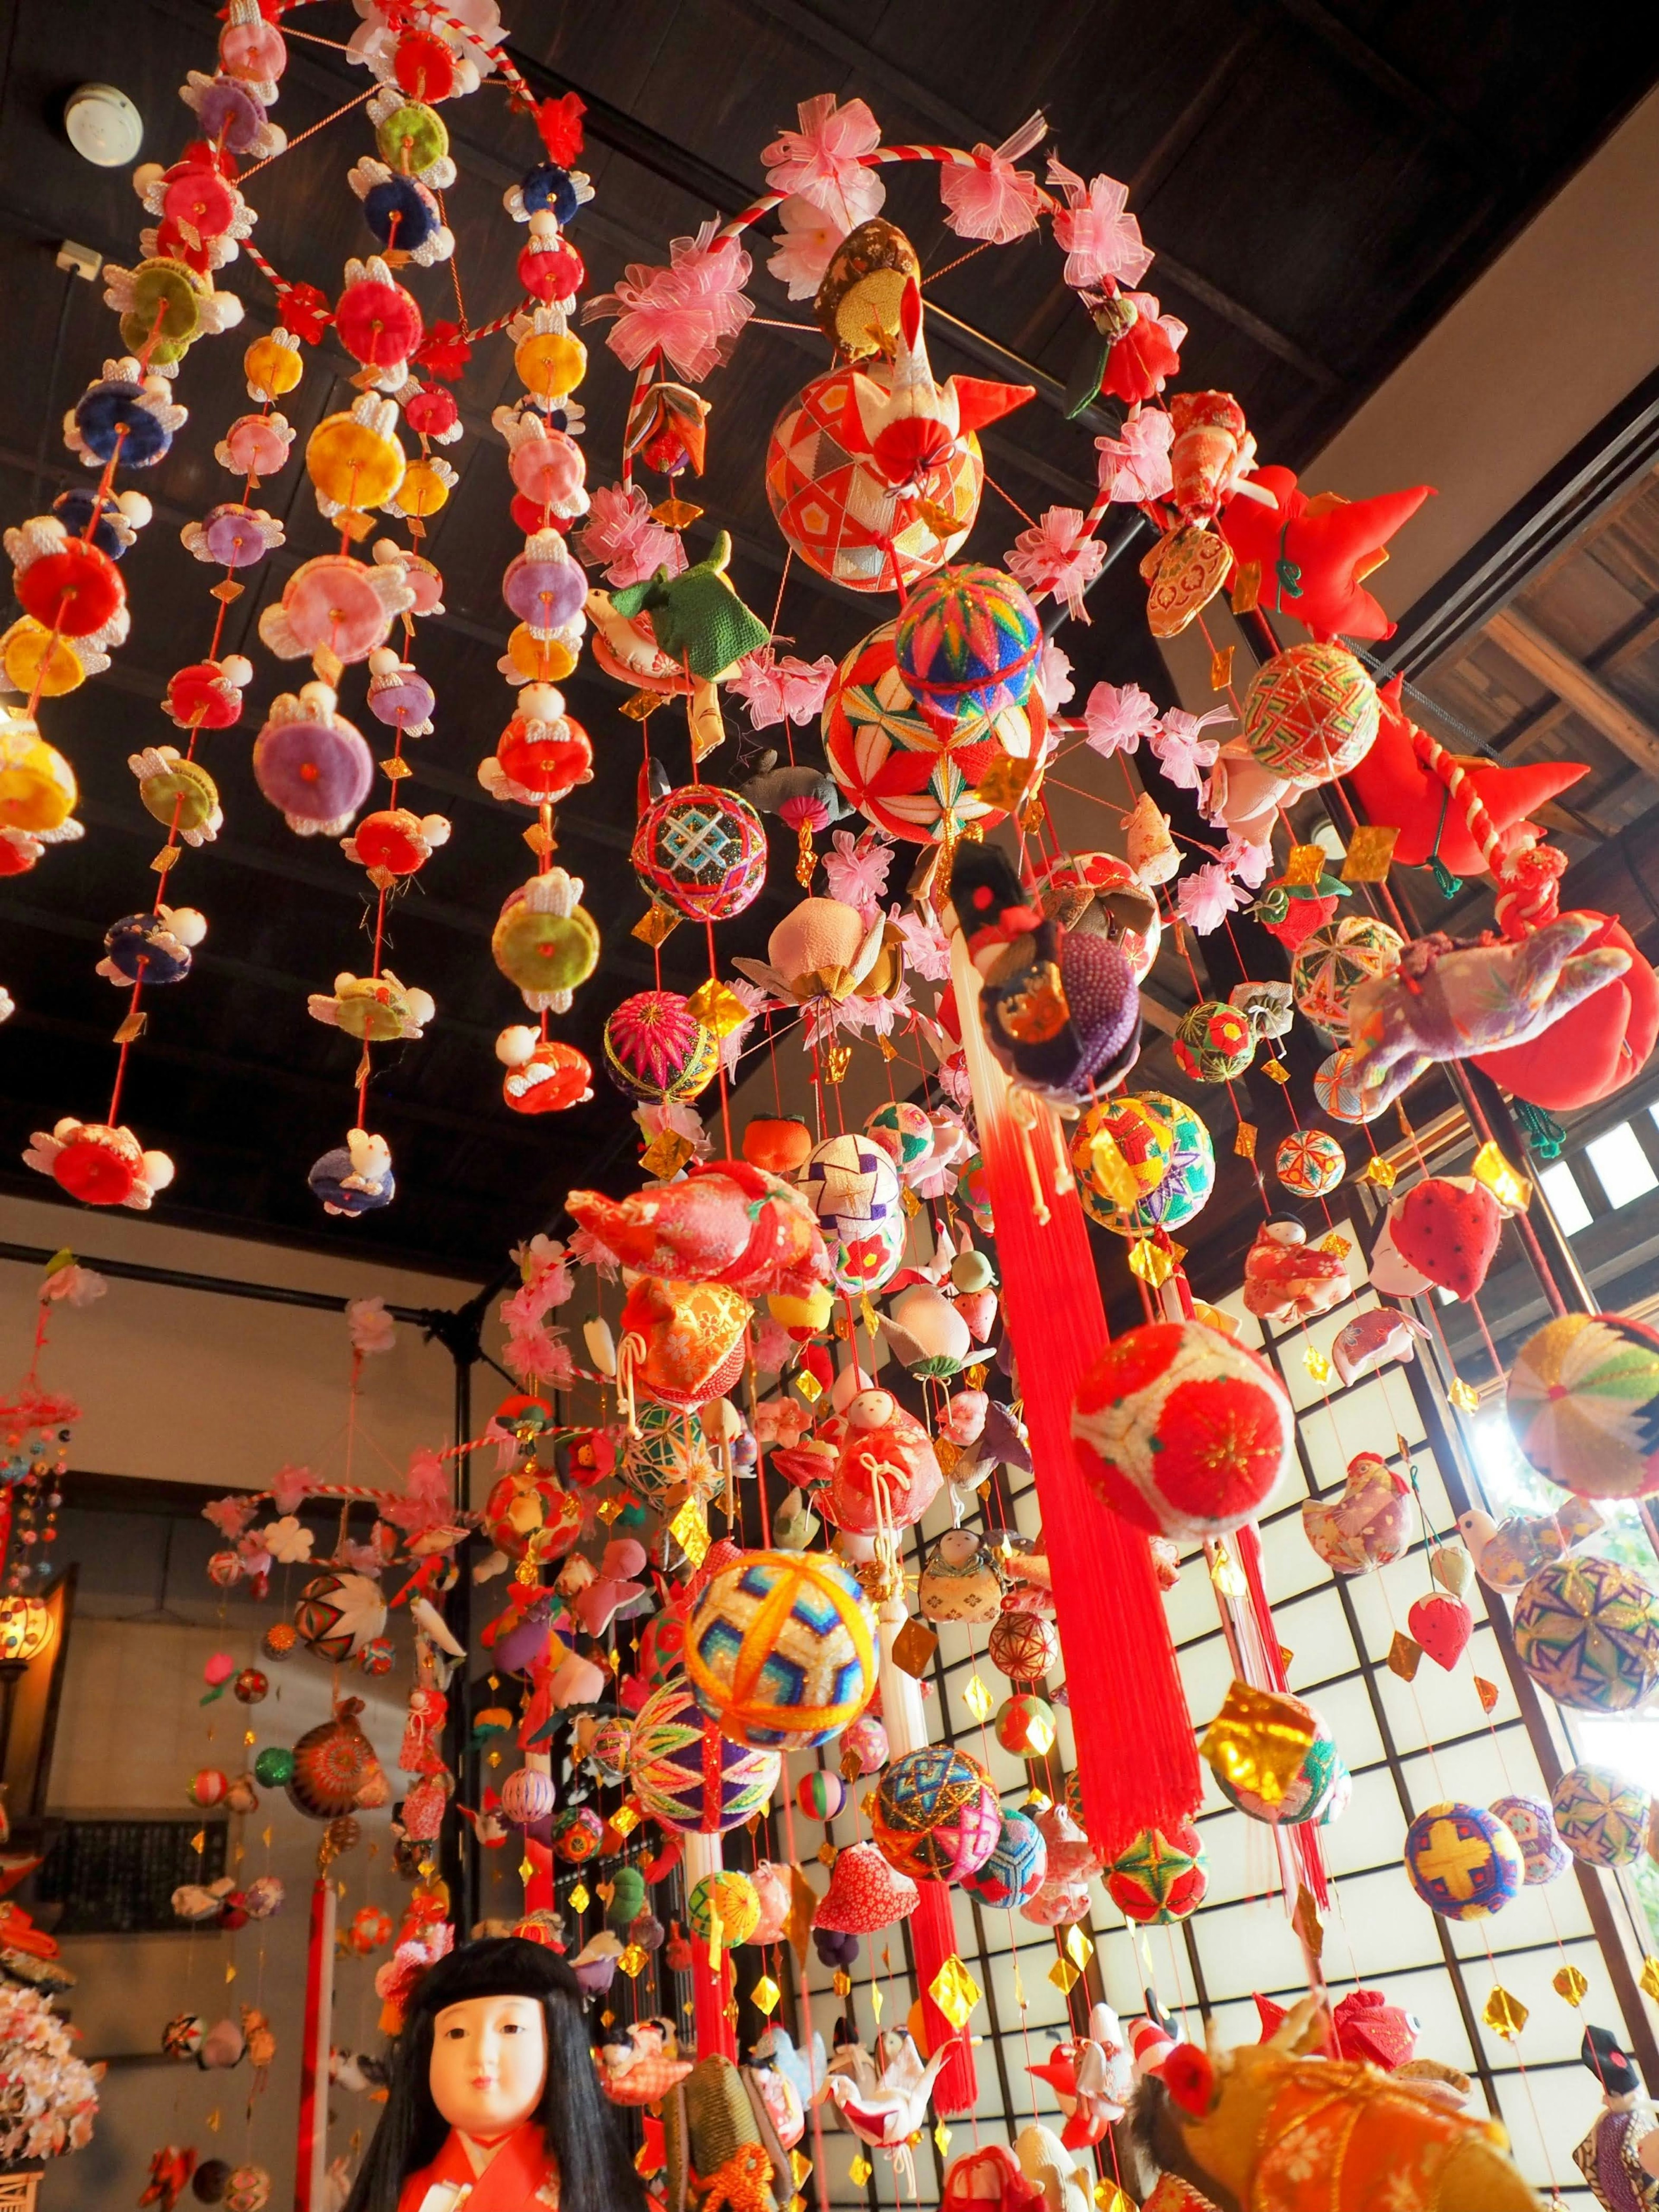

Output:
xmin=429 ymin=1996 xmax=547 ymax=2138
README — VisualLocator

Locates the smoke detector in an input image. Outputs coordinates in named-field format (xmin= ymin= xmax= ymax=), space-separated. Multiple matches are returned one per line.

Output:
xmin=64 ymin=83 xmax=143 ymax=168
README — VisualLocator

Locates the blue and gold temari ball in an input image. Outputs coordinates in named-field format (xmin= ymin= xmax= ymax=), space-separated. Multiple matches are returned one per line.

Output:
xmin=627 ymin=1676 xmax=780 ymax=1834
xmin=1551 ymin=1763 xmax=1649 ymax=1867
xmin=1404 ymin=1802 xmax=1523 ymax=1920
xmin=873 ymin=1745 xmax=1001 ymax=1883
xmin=1491 ymin=1793 xmax=1570 ymax=1886
xmin=1514 ymin=1555 xmax=1659 ymax=1713
xmin=686 ymin=1551 xmax=875 ymax=1752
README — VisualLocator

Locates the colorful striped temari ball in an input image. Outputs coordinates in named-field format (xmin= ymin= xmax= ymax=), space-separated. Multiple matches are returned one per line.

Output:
xmin=686 ymin=1551 xmax=874 ymax=1751
xmin=1106 ymin=1822 xmax=1208 ymax=1923
xmin=627 ymin=1677 xmax=780 ymax=1834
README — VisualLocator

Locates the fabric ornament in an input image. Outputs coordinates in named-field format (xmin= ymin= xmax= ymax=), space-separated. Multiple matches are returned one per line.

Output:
xmin=685 ymin=1551 xmax=875 ymax=1750
xmin=962 ymin=1808 xmax=1047 ymax=1910
xmin=627 ymin=1678 xmax=780 ymax=1834
xmin=631 ymin=786 xmax=768 ymax=922
xmin=602 ymin=990 xmax=719 ymax=1101
xmin=1034 ymin=850 xmax=1162 ymax=981
xmin=686 ymin=1871 xmax=760 ymax=1946
xmin=1172 ymin=999 xmax=1254 ymax=1084
xmin=1513 ymin=1555 xmax=1659 ymax=1713
xmin=1386 ymin=1177 xmax=1503 ymax=1303
xmin=893 ymin=562 xmax=1042 ymax=734
xmin=1290 ymin=915 xmax=1404 ymax=1036
xmin=1105 ymin=1823 xmax=1207 ymax=1924
xmin=1213 ymin=1694 xmax=1342 ymax=1826
xmin=1551 ymin=1764 xmax=1649 ymax=1867
xmin=1072 ymin=1320 xmax=1292 ymax=1538
xmin=1403 ymin=1802 xmax=1523 ymax=1920
xmin=1489 ymin=1794 xmax=1570 ymax=1886
xmin=1240 ymin=641 xmax=1380 ymax=785
xmin=1474 ymin=913 xmax=1659 ymax=1113
xmin=813 ymin=1840 xmax=918 ymax=1934
xmin=1302 ymin=1453 xmax=1411 ymax=1576
xmin=1274 ymin=1128 xmax=1345 ymax=1199
xmin=986 ymin=1611 xmax=1059 ymax=1683
xmin=872 ymin=1746 xmax=1001 ymax=1883
xmin=1506 ymin=1312 xmax=1659 ymax=1500
xmin=798 ymin=1132 xmax=906 ymax=1294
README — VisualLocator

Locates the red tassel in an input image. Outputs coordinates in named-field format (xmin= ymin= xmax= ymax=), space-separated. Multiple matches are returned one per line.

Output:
xmin=907 ymin=1881 xmax=978 ymax=2114
xmin=692 ymin=1953 xmax=737 ymax=2063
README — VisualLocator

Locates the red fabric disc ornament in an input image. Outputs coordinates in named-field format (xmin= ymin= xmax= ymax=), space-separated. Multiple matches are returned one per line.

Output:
xmin=394 ymin=29 xmax=457 ymax=100
xmin=1071 ymin=1320 xmax=1293 ymax=1538
xmin=335 ymin=267 xmax=423 ymax=374
xmin=16 ymin=538 xmax=123 ymax=639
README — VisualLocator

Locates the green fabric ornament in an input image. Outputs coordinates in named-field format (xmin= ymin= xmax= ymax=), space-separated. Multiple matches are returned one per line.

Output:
xmin=605 ymin=1861 xmax=648 ymax=1936
xmin=610 ymin=530 xmax=769 ymax=680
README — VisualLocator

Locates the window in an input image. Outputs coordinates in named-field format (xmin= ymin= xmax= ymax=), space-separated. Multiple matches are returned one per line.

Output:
xmin=1584 ymin=1121 xmax=1659 ymax=1210
xmin=1538 ymin=1158 xmax=1593 ymax=1234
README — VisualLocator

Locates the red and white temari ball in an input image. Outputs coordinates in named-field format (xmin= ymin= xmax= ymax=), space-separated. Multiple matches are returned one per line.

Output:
xmin=628 ymin=1676 xmax=780 ymax=1834
xmin=873 ymin=1745 xmax=1001 ymax=1882
xmin=1241 ymin=641 xmax=1380 ymax=786
xmin=1275 ymin=1127 xmax=1346 ymax=1198
xmin=630 ymin=785 xmax=768 ymax=922
xmin=1105 ymin=1821 xmax=1208 ymax=1924
xmin=821 ymin=617 xmax=1045 ymax=844
xmin=987 ymin=1611 xmax=1059 ymax=1683
xmin=1071 ymin=1319 xmax=1293 ymax=1538
xmin=765 ymin=365 xmax=983 ymax=593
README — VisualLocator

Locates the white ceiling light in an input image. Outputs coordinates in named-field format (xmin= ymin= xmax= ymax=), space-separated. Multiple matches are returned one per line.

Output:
xmin=64 ymin=84 xmax=143 ymax=169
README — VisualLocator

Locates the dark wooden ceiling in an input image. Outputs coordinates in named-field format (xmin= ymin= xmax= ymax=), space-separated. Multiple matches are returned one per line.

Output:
xmin=1 ymin=0 xmax=1655 ymax=1277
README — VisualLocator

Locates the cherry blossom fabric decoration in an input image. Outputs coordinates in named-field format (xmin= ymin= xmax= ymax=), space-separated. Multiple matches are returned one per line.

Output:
xmin=1176 ymin=863 xmax=1246 ymax=936
xmin=939 ymin=113 xmax=1049 ymax=243
xmin=584 ymin=226 xmax=753 ymax=383
xmin=1005 ymin=505 xmax=1106 ymax=620
xmin=1095 ymin=408 xmax=1174 ymax=504
xmin=822 ymin=829 xmax=893 ymax=923
xmin=1046 ymin=159 xmax=1154 ymax=292
xmin=762 ymin=95 xmax=886 ymax=233
xmin=346 ymin=1296 xmax=395 ymax=1356
xmin=1149 ymin=706 xmax=1230 ymax=791
xmin=1083 ymin=680 xmax=1159 ymax=760
xmin=891 ymin=910 xmax=951 ymax=983
xmin=577 ymin=484 xmax=687 ymax=589
xmin=1037 ymin=641 xmax=1074 ymax=716
xmin=729 ymin=647 xmax=836 ymax=730
xmin=767 ymin=197 xmax=845 ymax=299
xmin=260 ymin=1516 xmax=314 ymax=1566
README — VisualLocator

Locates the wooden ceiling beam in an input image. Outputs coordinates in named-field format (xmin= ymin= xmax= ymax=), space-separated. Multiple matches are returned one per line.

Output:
xmin=1485 ymin=606 xmax=1659 ymax=780
xmin=1270 ymin=0 xmax=1497 ymax=172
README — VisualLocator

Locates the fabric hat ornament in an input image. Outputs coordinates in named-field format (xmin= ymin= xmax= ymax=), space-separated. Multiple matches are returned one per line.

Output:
xmin=685 ymin=1550 xmax=875 ymax=1750
xmin=1489 ymin=1794 xmax=1570 ymax=1885
xmin=1513 ymin=1555 xmax=1659 ymax=1712
xmin=1302 ymin=1453 xmax=1411 ymax=1576
xmin=1072 ymin=1319 xmax=1292 ymax=1537
xmin=1506 ymin=1312 xmax=1659 ymax=1500
xmin=1551 ymin=1763 xmax=1649 ymax=1867
xmin=1344 ymin=916 xmax=1632 ymax=1118
xmin=813 ymin=1840 xmax=919 ymax=1934
xmin=1034 ymin=850 xmax=1162 ymax=980
xmin=873 ymin=1745 xmax=1001 ymax=1882
xmin=1105 ymin=1822 xmax=1208 ymax=1924
xmin=628 ymin=1678 xmax=780 ymax=1833
xmin=1404 ymin=1802 xmax=1523 ymax=1920
xmin=609 ymin=530 xmax=769 ymax=682
xmin=1386 ymin=1177 xmax=1503 ymax=1303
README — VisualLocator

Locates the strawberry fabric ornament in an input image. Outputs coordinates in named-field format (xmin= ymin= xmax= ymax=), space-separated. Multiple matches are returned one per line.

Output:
xmin=1217 ymin=465 xmax=1431 ymax=642
xmin=1386 ymin=1177 xmax=1503 ymax=1302
xmin=1408 ymin=1593 xmax=1473 ymax=1672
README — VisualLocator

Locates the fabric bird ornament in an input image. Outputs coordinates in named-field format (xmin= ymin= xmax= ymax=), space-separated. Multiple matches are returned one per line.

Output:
xmin=1217 ymin=465 xmax=1431 ymax=642
xmin=1343 ymin=915 xmax=1630 ymax=1118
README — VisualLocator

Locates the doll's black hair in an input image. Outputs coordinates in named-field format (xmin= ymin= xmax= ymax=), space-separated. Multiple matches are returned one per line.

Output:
xmin=343 ymin=1937 xmax=648 ymax=2212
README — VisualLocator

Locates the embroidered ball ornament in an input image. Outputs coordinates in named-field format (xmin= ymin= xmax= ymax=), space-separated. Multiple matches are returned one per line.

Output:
xmin=1034 ymin=850 xmax=1162 ymax=981
xmin=1506 ymin=1313 xmax=1659 ymax=1500
xmin=893 ymin=563 xmax=1042 ymax=734
xmin=617 ymin=1403 xmax=717 ymax=1509
xmin=1241 ymin=642 xmax=1381 ymax=785
xmin=1106 ymin=1822 xmax=1208 ymax=1924
xmin=1512 ymin=1555 xmax=1659 ymax=1713
xmin=839 ymin=1713 xmax=888 ymax=1777
xmin=994 ymin=1692 xmax=1056 ymax=1758
xmin=1214 ymin=1696 xmax=1342 ymax=1825
xmin=687 ymin=1870 xmax=760 ymax=1945
xmin=1313 ymin=1047 xmax=1384 ymax=1125
xmin=1072 ymin=1093 xmax=1172 ymax=1224
xmin=1119 ymin=1093 xmax=1214 ymax=1233
xmin=1072 ymin=1320 xmax=1293 ymax=1538
xmin=482 ymin=1470 xmax=584 ymax=1564
xmin=293 ymin=1572 xmax=388 ymax=1662
xmin=765 ymin=365 xmax=984 ymax=592
xmin=1550 ymin=1763 xmax=1648 ymax=1867
xmin=1291 ymin=916 xmax=1405 ymax=1037
xmin=798 ymin=1770 xmax=845 ymax=1822
xmin=963 ymin=1808 xmax=1047 ymax=1909
xmin=1275 ymin=1128 xmax=1346 ymax=1198
xmin=1491 ymin=1793 xmax=1570 ymax=1886
xmin=1172 ymin=999 xmax=1254 ymax=1084
xmin=799 ymin=1132 xmax=905 ymax=1295
xmin=1404 ymin=1802 xmax=1524 ymax=1920
xmin=628 ymin=1678 xmax=781 ymax=1835
xmin=631 ymin=786 xmax=769 ymax=923
xmin=821 ymin=617 xmax=1041 ymax=844
xmin=603 ymin=991 xmax=719 ymax=1102
xmin=986 ymin=1611 xmax=1059 ymax=1683
xmin=499 ymin=1767 xmax=556 ymax=1827
xmin=686 ymin=1551 xmax=875 ymax=1751
xmin=872 ymin=1746 xmax=1001 ymax=1883
xmin=551 ymin=1806 xmax=604 ymax=1863
xmin=287 ymin=1701 xmax=377 ymax=1822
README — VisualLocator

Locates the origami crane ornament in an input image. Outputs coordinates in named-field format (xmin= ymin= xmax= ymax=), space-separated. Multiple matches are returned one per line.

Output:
xmin=1218 ymin=465 xmax=1431 ymax=642
xmin=825 ymin=2031 xmax=956 ymax=2191
xmin=1347 ymin=679 xmax=1588 ymax=879
xmin=752 ymin=2022 xmax=828 ymax=2111
xmin=1343 ymin=915 xmax=1631 ymax=1117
